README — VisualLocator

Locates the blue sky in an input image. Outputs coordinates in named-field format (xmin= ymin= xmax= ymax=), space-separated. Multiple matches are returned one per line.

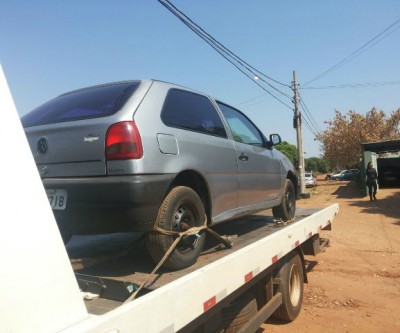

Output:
xmin=1 ymin=1 xmax=399 ymax=157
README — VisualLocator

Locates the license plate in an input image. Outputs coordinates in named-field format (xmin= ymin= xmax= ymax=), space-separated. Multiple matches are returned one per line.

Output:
xmin=46 ymin=189 xmax=67 ymax=210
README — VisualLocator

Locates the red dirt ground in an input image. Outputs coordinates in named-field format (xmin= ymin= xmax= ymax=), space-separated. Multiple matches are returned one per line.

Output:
xmin=260 ymin=179 xmax=400 ymax=333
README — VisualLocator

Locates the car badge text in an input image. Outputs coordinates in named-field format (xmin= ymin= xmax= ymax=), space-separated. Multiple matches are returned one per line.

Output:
xmin=84 ymin=135 xmax=99 ymax=142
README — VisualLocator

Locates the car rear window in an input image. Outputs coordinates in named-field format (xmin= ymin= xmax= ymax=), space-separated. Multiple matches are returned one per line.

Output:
xmin=21 ymin=82 xmax=140 ymax=127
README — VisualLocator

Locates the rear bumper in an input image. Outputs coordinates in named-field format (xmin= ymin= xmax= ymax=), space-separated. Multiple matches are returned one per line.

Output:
xmin=43 ymin=174 xmax=175 ymax=235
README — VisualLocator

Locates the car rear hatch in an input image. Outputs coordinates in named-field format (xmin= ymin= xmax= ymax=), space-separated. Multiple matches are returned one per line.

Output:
xmin=21 ymin=81 xmax=142 ymax=178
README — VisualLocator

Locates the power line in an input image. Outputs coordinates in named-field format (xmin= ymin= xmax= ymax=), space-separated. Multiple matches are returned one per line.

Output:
xmin=301 ymin=114 xmax=319 ymax=138
xmin=300 ymin=101 xmax=321 ymax=136
xmin=157 ymin=0 xmax=293 ymax=109
xmin=157 ymin=0 xmax=291 ymax=99
xmin=300 ymin=80 xmax=400 ymax=90
xmin=159 ymin=0 xmax=290 ymax=88
xmin=235 ymin=93 xmax=267 ymax=107
xmin=239 ymin=79 xmax=400 ymax=107
xmin=298 ymin=94 xmax=322 ymax=136
xmin=160 ymin=0 xmax=324 ymax=141
xmin=303 ymin=17 xmax=400 ymax=86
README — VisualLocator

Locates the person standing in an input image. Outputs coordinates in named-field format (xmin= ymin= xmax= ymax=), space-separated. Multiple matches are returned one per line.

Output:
xmin=365 ymin=162 xmax=378 ymax=201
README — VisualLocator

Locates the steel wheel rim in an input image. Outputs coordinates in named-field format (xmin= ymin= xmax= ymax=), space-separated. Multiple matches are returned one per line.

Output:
xmin=172 ymin=202 xmax=200 ymax=253
xmin=289 ymin=264 xmax=301 ymax=306
xmin=285 ymin=190 xmax=294 ymax=213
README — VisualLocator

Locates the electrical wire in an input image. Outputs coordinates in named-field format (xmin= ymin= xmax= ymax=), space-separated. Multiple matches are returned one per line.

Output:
xmin=159 ymin=0 xmax=290 ymax=87
xmin=301 ymin=114 xmax=319 ymax=138
xmin=235 ymin=93 xmax=267 ymax=107
xmin=158 ymin=0 xmax=291 ymax=99
xmin=298 ymin=95 xmax=322 ymax=136
xmin=303 ymin=17 xmax=400 ymax=86
xmin=157 ymin=0 xmax=293 ymax=109
xmin=300 ymin=108 xmax=320 ymax=136
xmin=300 ymin=80 xmax=400 ymax=90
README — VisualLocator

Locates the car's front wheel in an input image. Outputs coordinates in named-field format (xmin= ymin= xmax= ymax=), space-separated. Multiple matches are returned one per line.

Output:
xmin=273 ymin=179 xmax=296 ymax=221
xmin=146 ymin=186 xmax=206 ymax=270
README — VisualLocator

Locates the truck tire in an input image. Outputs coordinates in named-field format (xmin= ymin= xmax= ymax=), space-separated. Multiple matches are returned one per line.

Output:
xmin=146 ymin=186 xmax=206 ymax=270
xmin=272 ymin=179 xmax=296 ymax=221
xmin=273 ymin=251 xmax=304 ymax=321
xmin=222 ymin=292 xmax=257 ymax=333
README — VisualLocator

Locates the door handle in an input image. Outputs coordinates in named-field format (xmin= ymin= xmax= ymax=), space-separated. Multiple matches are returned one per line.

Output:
xmin=239 ymin=153 xmax=249 ymax=161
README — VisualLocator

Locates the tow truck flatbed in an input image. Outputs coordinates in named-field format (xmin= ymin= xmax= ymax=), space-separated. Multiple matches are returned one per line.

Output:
xmin=69 ymin=206 xmax=336 ymax=317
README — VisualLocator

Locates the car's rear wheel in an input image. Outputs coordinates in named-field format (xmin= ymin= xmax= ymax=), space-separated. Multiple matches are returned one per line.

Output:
xmin=273 ymin=179 xmax=296 ymax=221
xmin=146 ymin=186 xmax=206 ymax=270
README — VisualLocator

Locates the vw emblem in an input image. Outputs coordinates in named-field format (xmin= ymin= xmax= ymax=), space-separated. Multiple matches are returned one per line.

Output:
xmin=37 ymin=137 xmax=49 ymax=154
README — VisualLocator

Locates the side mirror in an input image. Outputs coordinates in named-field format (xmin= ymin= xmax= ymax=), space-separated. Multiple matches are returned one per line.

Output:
xmin=269 ymin=134 xmax=281 ymax=146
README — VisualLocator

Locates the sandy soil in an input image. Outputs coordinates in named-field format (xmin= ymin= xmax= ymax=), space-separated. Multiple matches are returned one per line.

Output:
xmin=260 ymin=178 xmax=400 ymax=333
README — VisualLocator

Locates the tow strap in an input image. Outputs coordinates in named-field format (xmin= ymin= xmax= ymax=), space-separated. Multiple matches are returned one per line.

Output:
xmin=123 ymin=220 xmax=233 ymax=303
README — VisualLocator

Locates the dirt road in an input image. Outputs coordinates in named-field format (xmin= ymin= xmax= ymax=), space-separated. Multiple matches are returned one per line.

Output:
xmin=261 ymin=179 xmax=400 ymax=333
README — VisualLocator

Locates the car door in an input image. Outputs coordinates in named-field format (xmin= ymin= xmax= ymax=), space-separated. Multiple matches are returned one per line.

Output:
xmin=142 ymin=87 xmax=240 ymax=220
xmin=217 ymin=102 xmax=282 ymax=207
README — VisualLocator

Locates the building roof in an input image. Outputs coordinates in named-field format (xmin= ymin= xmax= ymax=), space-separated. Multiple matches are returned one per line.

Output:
xmin=362 ymin=139 xmax=400 ymax=153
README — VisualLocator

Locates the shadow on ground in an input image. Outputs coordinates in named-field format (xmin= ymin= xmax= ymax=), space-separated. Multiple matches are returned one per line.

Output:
xmin=349 ymin=190 xmax=400 ymax=223
xmin=330 ymin=181 xmax=365 ymax=199
xmin=315 ymin=180 xmax=400 ymax=224
xmin=328 ymin=181 xmax=400 ymax=223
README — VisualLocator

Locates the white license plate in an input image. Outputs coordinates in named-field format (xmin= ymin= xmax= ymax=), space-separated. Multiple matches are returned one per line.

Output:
xmin=46 ymin=189 xmax=67 ymax=210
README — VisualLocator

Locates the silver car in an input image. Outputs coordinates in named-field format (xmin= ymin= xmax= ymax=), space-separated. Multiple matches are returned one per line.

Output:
xmin=22 ymin=80 xmax=298 ymax=269
xmin=304 ymin=172 xmax=317 ymax=187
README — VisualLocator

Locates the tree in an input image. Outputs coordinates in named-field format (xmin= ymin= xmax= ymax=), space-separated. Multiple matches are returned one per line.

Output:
xmin=317 ymin=108 xmax=400 ymax=169
xmin=305 ymin=157 xmax=329 ymax=173
xmin=275 ymin=141 xmax=297 ymax=164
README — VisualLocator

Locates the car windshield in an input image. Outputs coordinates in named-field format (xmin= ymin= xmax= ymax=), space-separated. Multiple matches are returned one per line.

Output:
xmin=305 ymin=173 xmax=312 ymax=177
xmin=21 ymin=82 xmax=140 ymax=127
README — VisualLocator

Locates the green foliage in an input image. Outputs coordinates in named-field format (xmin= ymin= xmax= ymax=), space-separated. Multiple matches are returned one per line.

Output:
xmin=275 ymin=141 xmax=297 ymax=164
xmin=305 ymin=157 xmax=329 ymax=173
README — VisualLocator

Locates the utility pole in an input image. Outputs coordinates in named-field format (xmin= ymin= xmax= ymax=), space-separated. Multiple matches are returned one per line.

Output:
xmin=292 ymin=70 xmax=306 ymax=196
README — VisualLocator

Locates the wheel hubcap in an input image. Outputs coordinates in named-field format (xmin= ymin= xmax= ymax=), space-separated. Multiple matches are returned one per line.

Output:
xmin=172 ymin=204 xmax=199 ymax=253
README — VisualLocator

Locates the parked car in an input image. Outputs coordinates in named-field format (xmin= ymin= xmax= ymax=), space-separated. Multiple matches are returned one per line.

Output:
xmin=339 ymin=169 xmax=360 ymax=181
xmin=22 ymin=80 xmax=298 ymax=269
xmin=304 ymin=172 xmax=317 ymax=187
xmin=331 ymin=170 xmax=347 ymax=180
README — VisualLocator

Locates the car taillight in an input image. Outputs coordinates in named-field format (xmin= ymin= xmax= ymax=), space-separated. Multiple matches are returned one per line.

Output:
xmin=106 ymin=121 xmax=143 ymax=160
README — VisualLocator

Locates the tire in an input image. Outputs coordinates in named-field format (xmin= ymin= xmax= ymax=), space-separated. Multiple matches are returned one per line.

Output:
xmin=272 ymin=180 xmax=296 ymax=221
xmin=146 ymin=186 xmax=207 ymax=270
xmin=273 ymin=251 xmax=304 ymax=321
xmin=222 ymin=292 xmax=257 ymax=333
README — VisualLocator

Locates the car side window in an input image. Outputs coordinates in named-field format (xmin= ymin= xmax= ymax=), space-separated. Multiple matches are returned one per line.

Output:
xmin=161 ymin=89 xmax=227 ymax=138
xmin=217 ymin=102 xmax=263 ymax=146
